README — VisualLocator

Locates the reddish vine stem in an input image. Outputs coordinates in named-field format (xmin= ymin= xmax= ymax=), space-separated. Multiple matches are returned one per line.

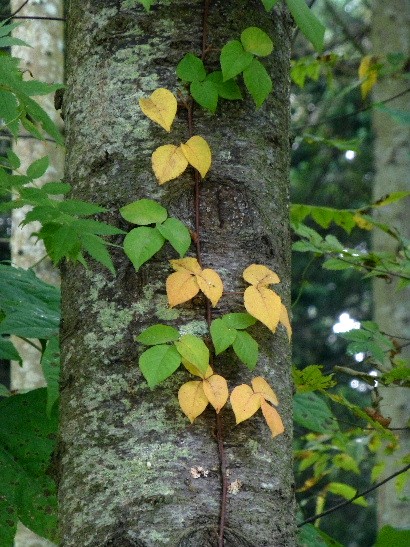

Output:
xmin=186 ymin=2 xmax=227 ymax=545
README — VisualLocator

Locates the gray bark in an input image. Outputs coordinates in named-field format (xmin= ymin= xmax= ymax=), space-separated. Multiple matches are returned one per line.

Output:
xmin=59 ymin=1 xmax=294 ymax=545
xmin=371 ymin=0 xmax=410 ymax=531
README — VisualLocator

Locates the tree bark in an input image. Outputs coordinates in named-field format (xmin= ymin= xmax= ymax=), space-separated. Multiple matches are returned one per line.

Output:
xmin=371 ymin=0 xmax=410 ymax=530
xmin=59 ymin=1 xmax=295 ymax=545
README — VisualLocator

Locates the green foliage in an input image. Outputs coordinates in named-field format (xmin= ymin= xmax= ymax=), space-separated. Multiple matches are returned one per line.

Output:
xmin=174 ymin=334 xmax=209 ymax=374
xmin=210 ymin=313 xmax=259 ymax=369
xmin=374 ymin=526 xmax=410 ymax=547
xmin=340 ymin=321 xmax=394 ymax=365
xmin=293 ymin=365 xmax=336 ymax=392
xmin=139 ymin=344 xmax=182 ymax=388
xmin=0 ymin=389 xmax=58 ymax=546
xmin=294 ymin=392 xmax=338 ymax=433
xmin=121 ymin=199 xmax=191 ymax=269
xmin=40 ymin=337 xmax=60 ymax=417
xmin=298 ymin=523 xmax=344 ymax=546
xmin=136 ymin=324 xmax=180 ymax=345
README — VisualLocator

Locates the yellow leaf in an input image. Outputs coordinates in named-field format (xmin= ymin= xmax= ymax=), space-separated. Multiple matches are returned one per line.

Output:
xmin=353 ymin=213 xmax=374 ymax=230
xmin=203 ymin=374 xmax=229 ymax=413
xmin=260 ymin=399 xmax=284 ymax=438
xmin=244 ymin=285 xmax=281 ymax=333
xmin=152 ymin=144 xmax=188 ymax=184
xmin=178 ymin=381 xmax=209 ymax=423
xmin=279 ymin=303 xmax=292 ymax=341
xmin=166 ymin=270 xmax=199 ymax=307
xmin=170 ymin=257 xmax=202 ymax=274
xmin=183 ymin=360 xmax=213 ymax=379
xmin=196 ymin=268 xmax=224 ymax=307
xmin=251 ymin=377 xmax=279 ymax=406
xmin=180 ymin=136 xmax=212 ymax=178
xmin=243 ymin=264 xmax=280 ymax=286
xmin=358 ymin=56 xmax=378 ymax=99
xmin=139 ymin=88 xmax=177 ymax=132
xmin=230 ymin=384 xmax=261 ymax=424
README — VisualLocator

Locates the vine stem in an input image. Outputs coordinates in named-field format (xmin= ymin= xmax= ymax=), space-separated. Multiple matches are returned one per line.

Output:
xmin=186 ymin=2 xmax=227 ymax=545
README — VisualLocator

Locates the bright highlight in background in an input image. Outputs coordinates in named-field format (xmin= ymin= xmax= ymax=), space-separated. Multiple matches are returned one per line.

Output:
xmin=333 ymin=312 xmax=360 ymax=333
xmin=345 ymin=150 xmax=356 ymax=160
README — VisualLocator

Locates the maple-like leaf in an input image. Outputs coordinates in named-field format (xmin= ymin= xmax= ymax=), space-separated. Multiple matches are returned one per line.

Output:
xmin=139 ymin=88 xmax=177 ymax=132
xmin=180 ymin=135 xmax=212 ymax=178
xmin=152 ymin=144 xmax=188 ymax=184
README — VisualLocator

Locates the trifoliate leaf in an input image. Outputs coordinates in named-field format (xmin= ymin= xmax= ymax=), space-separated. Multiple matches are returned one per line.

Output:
xmin=152 ymin=144 xmax=189 ymax=184
xmin=139 ymin=88 xmax=177 ymax=131
xmin=260 ymin=399 xmax=284 ymax=438
xmin=123 ymin=226 xmax=165 ymax=271
xmin=139 ymin=344 xmax=181 ymax=388
xmin=195 ymin=268 xmax=223 ymax=306
xmin=210 ymin=318 xmax=237 ymax=355
xmin=230 ymin=384 xmax=261 ymax=424
xmin=244 ymin=285 xmax=281 ymax=333
xmin=120 ymin=199 xmax=167 ymax=225
xmin=166 ymin=270 xmax=200 ymax=308
xmin=206 ymin=71 xmax=243 ymax=100
xmin=243 ymin=58 xmax=273 ymax=107
xmin=174 ymin=334 xmax=209 ymax=375
xmin=279 ymin=303 xmax=292 ymax=341
xmin=157 ymin=217 xmax=191 ymax=257
xmin=190 ymin=79 xmax=219 ymax=113
xmin=180 ymin=135 xmax=212 ymax=178
xmin=183 ymin=361 xmax=213 ymax=379
xmin=232 ymin=330 xmax=259 ymax=370
xmin=170 ymin=257 xmax=202 ymax=274
xmin=176 ymin=53 xmax=206 ymax=82
xmin=203 ymin=374 xmax=229 ymax=413
xmin=251 ymin=377 xmax=279 ymax=406
xmin=136 ymin=324 xmax=180 ymax=345
xmin=240 ymin=27 xmax=274 ymax=57
xmin=221 ymin=312 xmax=256 ymax=329
xmin=243 ymin=264 xmax=280 ymax=285
xmin=220 ymin=40 xmax=253 ymax=81
xmin=178 ymin=381 xmax=208 ymax=422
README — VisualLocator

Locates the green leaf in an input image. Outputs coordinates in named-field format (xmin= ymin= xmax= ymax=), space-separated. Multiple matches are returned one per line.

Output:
xmin=0 ymin=90 xmax=19 ymax=136
xmin=220 ymin=40 xmax=253 ymax=81
xmin=0 ymin=384 xmax=11 ymax=397
xmin=374 ymin=104 xmax=410 ymax=125
xmin=123 ymin=226 xmax=165 ymax=271
xmin=6 ymin=150 xmax=20 ymax=169
xmin=0 ymin=336 xmax=21 ymax=363
xmin=40 ymin=337 xmax=60 ymax=417
xmin=80 ymin=233 xmax=116 ymax=274
xmin=40 ymin=224 xmax=82 ymax=264
xmin=206 ymin=71 xmax=243 ymax=100
xmin=210 ymin=318 xmax=237 ymax=355
xmin=285 ymin=0 xmax=325 ymax=52
xmin=243 ymin=58 xmax=272 ymax=107
xmin=120 ymin=199 xmax=167 ymax=225
xmin=70 ymin=218 xmax=124 ymax=236
xmin=232 ymin=330 xmax=258 ymax=370
xmin=136 ymin=324 xmax=180 ymax=345
xmin=322 ymin=258 xmax=352 ymax=270
xmin=292 ymin=365 xmax=336 ymax=393
xmin=221 ymin=312 xmax=256 ymax=329
xmin=157 ymin=217 xmax=191 ymax=257
xmin=26 ymin=156 xmax=49 ymax=180
xmin=20 ymin=95 xmax=64 ymax=145
xmin=240 ymin=27 xmax=273 ymax=57
xmin=57 ymin=200 xmax=106 ymax=216
xmin=190 ymin=79 xmax=219 ymax=113
xmin=0 ymin=265 xmax=60 ymax=339
xmin=0 ymin=389 xmax=58 ymax=544
xmin=375 ymin=526 xmax=410 ymax=547
xmin=261 ymin=0 xmax=280 ymax=11
xmin=298 ymin=524 xmax=343 ymax=546
xmin=327 ymin=482 xmax=367 ymax=506
xmin=0 ymin=36 xmax=29 ymax=47
xmin=42 ymin=182 xmax=71 ymax=195
xmin=174 ymin=334 xmax=209 ymax=375
xmin=293 ymin=392 xmax=338 ymax=433
xmin=137 ymin=0 xmax=156 ymax=10
xmin=176 ymin=53 xmax=206 ymax=82
xmin=139 ymin=344 xmax=181 ymax=388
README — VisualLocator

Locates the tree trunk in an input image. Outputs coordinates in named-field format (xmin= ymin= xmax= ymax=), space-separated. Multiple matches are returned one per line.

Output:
xmin=59 ymin=1 xmax=294 ymax=545
xmin=371 ymin=0 xmax=410 ymax=530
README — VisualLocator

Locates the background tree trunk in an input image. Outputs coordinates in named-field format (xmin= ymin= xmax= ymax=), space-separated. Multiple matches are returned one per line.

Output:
xmin=10 ymin=1 xmax=64 ymax=545
xmin=371 ymin=0 xmax=410 ymax=530
xmin=59 ymin=1 xmax=294 ymax=545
